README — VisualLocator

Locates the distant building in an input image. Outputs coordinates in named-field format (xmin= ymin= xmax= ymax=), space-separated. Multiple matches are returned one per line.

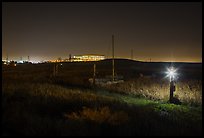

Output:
xmin=47 ymin=54 xmax=105 ymax=63
xmin=72 ymin=54 xmax=105 ymax=62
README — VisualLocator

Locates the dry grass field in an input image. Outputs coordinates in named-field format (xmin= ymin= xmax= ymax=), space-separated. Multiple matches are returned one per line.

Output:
xmin=2 ymin=59 xmax=202 ymax=136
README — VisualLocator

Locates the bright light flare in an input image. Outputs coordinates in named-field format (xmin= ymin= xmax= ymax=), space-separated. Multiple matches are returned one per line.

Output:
xmin=165 ymin=67 xmax=178 ymax=81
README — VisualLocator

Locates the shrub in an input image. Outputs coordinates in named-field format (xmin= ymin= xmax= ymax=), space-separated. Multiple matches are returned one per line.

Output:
xmin=64 ymin=106 xmax=129 ymax=125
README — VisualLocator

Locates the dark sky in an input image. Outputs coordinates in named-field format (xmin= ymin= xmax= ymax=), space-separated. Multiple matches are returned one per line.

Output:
xmin=2 ymin=2 xmax=202 ymax=62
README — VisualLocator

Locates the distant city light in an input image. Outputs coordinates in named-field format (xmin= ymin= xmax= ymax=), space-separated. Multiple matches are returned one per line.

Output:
xmin=17 ymin=61 xmax=23 ymax=63
xmin=30 ymin=61 xmax=39 ymax=64
xmin=73 ymin=54 xmax=105 ymax=62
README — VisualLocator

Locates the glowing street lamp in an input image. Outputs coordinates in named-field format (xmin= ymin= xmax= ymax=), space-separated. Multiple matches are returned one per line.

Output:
xmin=166 ymin=67 xmax=177 ymax=82
xmin=165 ymin=67 xmax=177 ymax=103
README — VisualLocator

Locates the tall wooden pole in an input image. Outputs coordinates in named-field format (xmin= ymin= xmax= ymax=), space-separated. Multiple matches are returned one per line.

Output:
xmin=112 ymin=35 xmax=115 ymax=82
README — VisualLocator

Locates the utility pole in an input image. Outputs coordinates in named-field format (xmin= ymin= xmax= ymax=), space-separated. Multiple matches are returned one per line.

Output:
xmin=28 ymin=56 xmax=30 ymax=62
xmin=112 ymin=35 xmax=115 ymax=82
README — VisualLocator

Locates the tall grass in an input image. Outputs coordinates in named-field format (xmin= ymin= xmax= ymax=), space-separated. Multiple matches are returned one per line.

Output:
xmin=3 ymin=82 xmax=202 ymax=136
xmin=103 ymin=77 xmax=202 ymax=106
xmin=2 ymin=64 xmax=202 ymax=135
xmin=3 ymin=64 xmax=202 ymax=106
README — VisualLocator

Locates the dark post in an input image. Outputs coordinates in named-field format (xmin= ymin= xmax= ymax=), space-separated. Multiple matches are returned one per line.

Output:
xmin=6 ymin=53 xmax=8 ymax=64
xmin=112 ymin=35 xmax=115 ymax=82
xmin=56 ymin=63 xmax=58 ymax=76
xmin=53 ymin=63 xmax=59 ymax=77
xmin=169 ymin=80 xmax=175 ymax=103
xmin=69 ymin=54 xmax=72 ymax=62
xmin=53 ymin=63 xmax=56 ymax=77
xmin=93 ymin=63 xmax=96 ymax=85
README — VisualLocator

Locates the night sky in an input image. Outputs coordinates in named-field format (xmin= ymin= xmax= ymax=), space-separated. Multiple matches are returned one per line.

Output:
xmin=2 ymin=2 xmax=202 ymax=62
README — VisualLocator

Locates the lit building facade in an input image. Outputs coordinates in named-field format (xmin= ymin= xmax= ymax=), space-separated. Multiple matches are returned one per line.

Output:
xmin=73 ymin=54 xmax=105 ymax=62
